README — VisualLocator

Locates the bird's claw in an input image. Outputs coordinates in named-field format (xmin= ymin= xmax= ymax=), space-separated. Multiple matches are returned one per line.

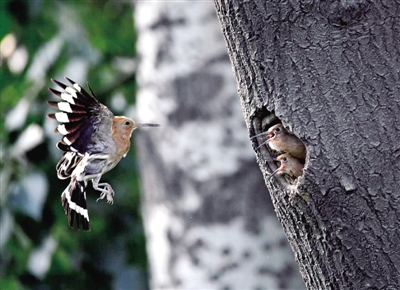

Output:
xmin=96 ymin=184 xmax=115 ymax=205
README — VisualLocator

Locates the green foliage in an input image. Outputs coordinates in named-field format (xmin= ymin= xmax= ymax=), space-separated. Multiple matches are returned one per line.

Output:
xmin=1 ymin=1 xmax=148 ymax=289
xmin=0 ymin=277 xmax=24 ymax=290
xmin=79 ymin=2 xmax=136 ymax=56
xmin=1 ymin=82 xmax=26 ymax=111
xmin=0 ymin=4 xmax=12 ymax=40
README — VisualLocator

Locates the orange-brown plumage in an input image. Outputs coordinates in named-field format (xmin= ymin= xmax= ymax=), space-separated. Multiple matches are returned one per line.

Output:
xmin=268 ymin=153 xmax=304 ymax=180
xmin=266 ymin=124 xmax=306 ymax=159
xmin=276 ymin=153 xmax=304 ymax=177
xmin=253 ymin=123 xmax=306 ymax=159
xmin=112 ymin=116 xmax=136 ymax=160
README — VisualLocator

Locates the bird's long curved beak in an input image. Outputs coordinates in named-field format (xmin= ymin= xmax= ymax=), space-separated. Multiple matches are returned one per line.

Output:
xmin=250 ymin=131 xmax=269 ymax=139
xmin=255 ymin=139 xmax=271 ymax=150
xmin=250 ymin=131 xmax=276 ymax=140
xmin=135 ymin=123 xmax=160 ymax=128
xmin=266 ymin=167 xmax=280 ymax=181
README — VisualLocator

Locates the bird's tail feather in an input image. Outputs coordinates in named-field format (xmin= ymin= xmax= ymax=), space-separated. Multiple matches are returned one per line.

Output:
xmin=61 ymin=176 xmax=90 ymax=230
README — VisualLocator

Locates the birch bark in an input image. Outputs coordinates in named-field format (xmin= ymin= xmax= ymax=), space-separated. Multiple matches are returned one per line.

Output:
xmin=135 ymin=1 xmax=305 ymax=289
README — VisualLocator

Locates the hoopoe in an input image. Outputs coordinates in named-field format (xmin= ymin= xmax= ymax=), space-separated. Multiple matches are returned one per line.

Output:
xmin=267 ymin=153 xmax=304 ymax=180
xmin=47 ymin=78 xmax=159 ymax=230
xmin=252 ymin=123 xmax=306 ymax=159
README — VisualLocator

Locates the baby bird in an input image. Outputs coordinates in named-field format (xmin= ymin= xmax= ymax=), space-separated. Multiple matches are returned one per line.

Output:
xmin=47 ymin=78 xmax=159 ymax=230
xmin=267 ymin=153 xmax=304 ymax=181
xmin=252 ymin=123 xmax=306 ymax=159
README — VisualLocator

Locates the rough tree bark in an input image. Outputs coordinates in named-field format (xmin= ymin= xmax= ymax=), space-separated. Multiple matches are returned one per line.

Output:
xmin=134 ymin=1 xmax=306 ymax=289
xmin=214 ymin=0 xmax=400 ymax=289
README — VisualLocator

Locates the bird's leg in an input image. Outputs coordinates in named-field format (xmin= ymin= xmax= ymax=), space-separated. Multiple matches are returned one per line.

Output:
xmin=92 ymin=177 xmax=115 ymax=204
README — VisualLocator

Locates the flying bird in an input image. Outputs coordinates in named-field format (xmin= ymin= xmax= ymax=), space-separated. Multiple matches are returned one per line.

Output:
xmin=47 ymin=78 xmax=159 ymax=230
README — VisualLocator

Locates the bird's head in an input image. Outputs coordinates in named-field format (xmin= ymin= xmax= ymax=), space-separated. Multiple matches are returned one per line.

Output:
xmin=267 ymin=153 xmax=301 ymax=181
xmin=267 ymin=123 xmax=284 ymax=140
xmin=276 ymin=153 xmax=290 ymax=173
xmin=276 ymin=153 xmax=303 ymax=178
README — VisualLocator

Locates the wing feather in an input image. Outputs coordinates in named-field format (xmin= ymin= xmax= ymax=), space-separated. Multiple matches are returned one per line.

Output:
xmin=47 ymin=78 xmax=114 ymax=155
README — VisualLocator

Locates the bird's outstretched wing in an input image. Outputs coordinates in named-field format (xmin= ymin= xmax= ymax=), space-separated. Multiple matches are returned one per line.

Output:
xmin=48 ymin=78 xmax=103 ymax=154
xmin=47 ymin=78 xmax=114 ymax=178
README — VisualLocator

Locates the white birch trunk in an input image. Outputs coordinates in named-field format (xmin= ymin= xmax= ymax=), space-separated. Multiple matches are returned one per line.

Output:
xmin=134 ymin=2 xmax=305 ymax=289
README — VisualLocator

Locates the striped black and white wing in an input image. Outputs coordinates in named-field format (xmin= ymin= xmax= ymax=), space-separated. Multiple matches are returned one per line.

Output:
xmin=47 ymin=78 xmax=114 ymax=178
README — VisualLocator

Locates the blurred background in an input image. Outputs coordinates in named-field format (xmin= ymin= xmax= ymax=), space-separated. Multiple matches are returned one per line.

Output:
xmin=1 ymin=1 xmax=147 ymax=289
xmin=1 ymin=1 xmax=305 ymax=289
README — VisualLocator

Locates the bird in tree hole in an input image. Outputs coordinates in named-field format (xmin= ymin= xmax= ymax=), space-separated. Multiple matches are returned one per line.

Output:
xmin=251 ymin=123 xmax=306 ymax=180
xmin=266 ymin=153 xmax=304 ymax=181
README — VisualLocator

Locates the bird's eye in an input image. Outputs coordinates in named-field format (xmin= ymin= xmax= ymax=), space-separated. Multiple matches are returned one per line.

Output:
xmin=282 ymin=157 xmax=288 ymax=162
xmin=275 ymin=127 xmax=281 ymax=133
xmin=125 ymin=121 xmax=130 ymax=126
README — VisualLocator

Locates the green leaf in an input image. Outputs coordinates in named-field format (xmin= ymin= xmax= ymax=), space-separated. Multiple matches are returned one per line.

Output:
xmin=0 ymin=276 xmax=24 ymax=290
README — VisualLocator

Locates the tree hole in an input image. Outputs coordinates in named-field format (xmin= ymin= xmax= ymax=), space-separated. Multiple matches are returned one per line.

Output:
xmin=251 ymin=111 xmax=306 ymax=186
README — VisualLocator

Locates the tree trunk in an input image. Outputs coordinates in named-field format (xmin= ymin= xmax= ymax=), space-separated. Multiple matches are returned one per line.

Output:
xmin=214 ymin=0 xmax=400 ymax=289
xmin=134 ymin=1 xmax=305 ymax=289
